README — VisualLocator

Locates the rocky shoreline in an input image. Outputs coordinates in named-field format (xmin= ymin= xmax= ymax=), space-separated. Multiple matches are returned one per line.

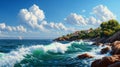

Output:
xmin=76 ymin=31 xmax=120 ymax=67
xmin=91 ymin=41 xmax=120 ymax=67
xmin=54 ymin=31 xmax=120 ymax=67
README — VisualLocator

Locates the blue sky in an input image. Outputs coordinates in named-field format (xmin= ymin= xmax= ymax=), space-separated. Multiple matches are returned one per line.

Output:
xmin=0 ymin=0 xmax=120 ymax=39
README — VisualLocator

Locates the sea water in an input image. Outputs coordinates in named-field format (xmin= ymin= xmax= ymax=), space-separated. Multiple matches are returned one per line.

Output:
xmin=0 ymin=39 xmax=110 ymax=67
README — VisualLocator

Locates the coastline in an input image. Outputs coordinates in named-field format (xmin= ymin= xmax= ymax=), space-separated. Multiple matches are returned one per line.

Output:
xmin=53 ymin=30 xmax=120 ymax=66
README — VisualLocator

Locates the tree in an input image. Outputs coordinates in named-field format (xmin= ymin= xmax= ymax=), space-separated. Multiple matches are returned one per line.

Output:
xmin=100 ymin=19 xmax=119 ymax=37
xmin=100 ymin=22 xmax=108 ymax=30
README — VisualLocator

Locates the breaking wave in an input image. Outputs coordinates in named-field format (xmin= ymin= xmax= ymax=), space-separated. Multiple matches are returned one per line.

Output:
xmin=0 ymin=40 xmax=110 ymax=67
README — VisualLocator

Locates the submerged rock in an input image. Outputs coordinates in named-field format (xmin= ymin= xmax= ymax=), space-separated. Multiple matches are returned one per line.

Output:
xmin=77 ymin=53 xmax=94 ymax=59
xmin=91 ymin=55 xmax=120 ymax=67
xmin=100 ymin=46 xmax=111 ymax=54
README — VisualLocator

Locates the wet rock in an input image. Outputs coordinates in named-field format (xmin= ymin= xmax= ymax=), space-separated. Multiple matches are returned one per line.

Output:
xmin=100 ymin=46 xmax=111 ymax=54
xmin=91 ymin=55 xmax=120 ymax=67
xmin=77 ymin=53 xmax=94 ymax=59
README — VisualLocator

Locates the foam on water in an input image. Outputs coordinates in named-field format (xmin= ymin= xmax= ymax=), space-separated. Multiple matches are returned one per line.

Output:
xmin=0 ymin=40 xmax=110 ymax=67
xmin=0 ymin=41 xmax=72 ymax=67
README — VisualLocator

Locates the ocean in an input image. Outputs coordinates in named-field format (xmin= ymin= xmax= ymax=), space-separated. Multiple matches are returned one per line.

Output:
xmin=0 ymin=39 xmax=110 ymax=67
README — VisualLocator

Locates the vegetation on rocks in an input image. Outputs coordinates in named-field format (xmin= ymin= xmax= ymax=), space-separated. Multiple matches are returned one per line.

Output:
xmin=54 ymin=19 xmax=120 ymax=41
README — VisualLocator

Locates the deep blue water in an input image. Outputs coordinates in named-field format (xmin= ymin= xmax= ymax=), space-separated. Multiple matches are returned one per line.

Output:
xmin=0 ymin=39 xmax=52 ymax=53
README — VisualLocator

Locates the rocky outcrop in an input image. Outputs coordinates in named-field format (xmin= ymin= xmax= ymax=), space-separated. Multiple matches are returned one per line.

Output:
xmin=110 ymin=41 xmax=120 ymax=55
xmin=91 ymin=41 xmax=120 ymax=67
xmin=91 ymin=55 xmax=120 ymax=67
xmin=106 ymin=31 xmax=120 ymax=43
xmin=92 ymin=31 xmax=120 ymax=45
xmin=77 ymin=53 xmax=94 ymax=59
xmin=100 ymin=46 xmax=111 ymax=54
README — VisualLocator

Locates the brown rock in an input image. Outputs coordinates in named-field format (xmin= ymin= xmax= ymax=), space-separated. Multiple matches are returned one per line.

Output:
xmin=108 ymin=62 xmax=120 ymax=67
xmin=105 ymin=43 xmax=111 ymax=46
xmin=77 ymin=53 xmax=93 ymax=59
xmin=100 ymin=46 xmax=111 ymax=54
xmin=91 ymin=55 xmax=120 ymax=67
xmin=91 ymin=59 xmax=101 ymax=67
xmin=111 ymin=41 xmax=120 ymax=55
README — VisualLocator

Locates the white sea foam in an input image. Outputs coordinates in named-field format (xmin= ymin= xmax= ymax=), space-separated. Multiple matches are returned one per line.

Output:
xmin=0 ymin=42 xmax=71 ymax=67
xmin=0 ymin=41 xmax=109 ymax=67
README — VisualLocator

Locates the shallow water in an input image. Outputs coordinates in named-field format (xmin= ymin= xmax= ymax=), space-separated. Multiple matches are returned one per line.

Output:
xmin=0 ymin=39 xmax=110 ymax=67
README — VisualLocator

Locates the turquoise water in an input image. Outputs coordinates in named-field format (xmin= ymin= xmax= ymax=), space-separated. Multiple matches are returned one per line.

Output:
xmin=0 ymin=40 xmax=110 ymax=67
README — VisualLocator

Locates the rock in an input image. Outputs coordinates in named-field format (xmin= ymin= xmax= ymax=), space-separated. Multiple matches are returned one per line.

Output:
xmin=110 ymin=41 xmax=120 ymax=55
xmin=77 ymin=53 xmax=94 ymax=59
xmin=108 ymin=62 xmax=120 ymax=67
xmin=100 ymin=46 xmax=111 ymax=54
xmin=106 ymin=31 xmax=120 ymax=43
xmin=91 ymin=55 xmax=120 ymax=67
xmin=93 ymin=37 xmax=108 ymax=44
xmin=105 ymin=43 xmax=111 ymax=46
xmin=91 ymin=59 xmax=101 ymax=67
xmin=92 ymin=42 xmax=104 ymax=46
xmin=92 ymin=31 xmax=120 ymax=44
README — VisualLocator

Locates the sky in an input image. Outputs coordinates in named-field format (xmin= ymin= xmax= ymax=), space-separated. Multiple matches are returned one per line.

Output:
xmin=0 ymin=0 xmax=120 ymax=39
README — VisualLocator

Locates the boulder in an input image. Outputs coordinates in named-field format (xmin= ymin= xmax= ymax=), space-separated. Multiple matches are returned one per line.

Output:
xmin=77 ymin=53 xmax=93 ymax=59
xmin=100 ymin=46 xmax=111 ymax=54
xmin=110 ymin=41 xmax=120 ymax=55
xmin=91 ymin=55 xmax=120 ymax=67
xmin=108 ymin=62 xmax=120 ymax=67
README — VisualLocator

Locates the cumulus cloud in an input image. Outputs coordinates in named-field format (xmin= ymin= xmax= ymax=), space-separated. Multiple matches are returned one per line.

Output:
xmin=19 ymin=4 xmax=45 ymax=28
xmin=65 ymin=5 xmax=116 ymax=26
xmin=18 ymin=4 xmax=116 ymax=34
xmin=65 ymin=13 xmax=87 ymax=25
xmin=19 ymin=4 xmax=73 ymax=32
xmin=93 ymin=5 xmax=116 ymax=22
xmin=41 ymin=21 xmax=67 ymax=31
xmin=87 ymin=16 xmax=101 ymax=25
xmin=0 ymin=23 xmax=27 ymax=32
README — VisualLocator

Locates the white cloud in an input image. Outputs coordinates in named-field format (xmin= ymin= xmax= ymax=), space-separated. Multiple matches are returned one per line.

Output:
xmin=41 ymin=21 xmax=67 ymax=31
xmin=0 ymin=4 xmax=117 ymax=38
xmin=19 ymin=4 xmax=45 ymax=28
xmin=0 ymin=23 xmax=27 ymax=32
xmin=87 ymin=16 xmax=101 ymax=25
xmin=16 ymin=25 xmax=27 ymax=32
xmin=18 ymin=4 xmax=117 ymax=37
xmin=19 ymin=4 xmax=73 ymax=32
xmin=65 ymin=13 xmax=87 ymax=25
xmin=93 ymin=5 xmax=116 ymax=22
xmin=29 ymin=4 xmax=45 ymax=21
xmin=0 ymin=23 xmax=6 ymax=29
xmin=65 ymin=5 xmax=116 ymax=26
